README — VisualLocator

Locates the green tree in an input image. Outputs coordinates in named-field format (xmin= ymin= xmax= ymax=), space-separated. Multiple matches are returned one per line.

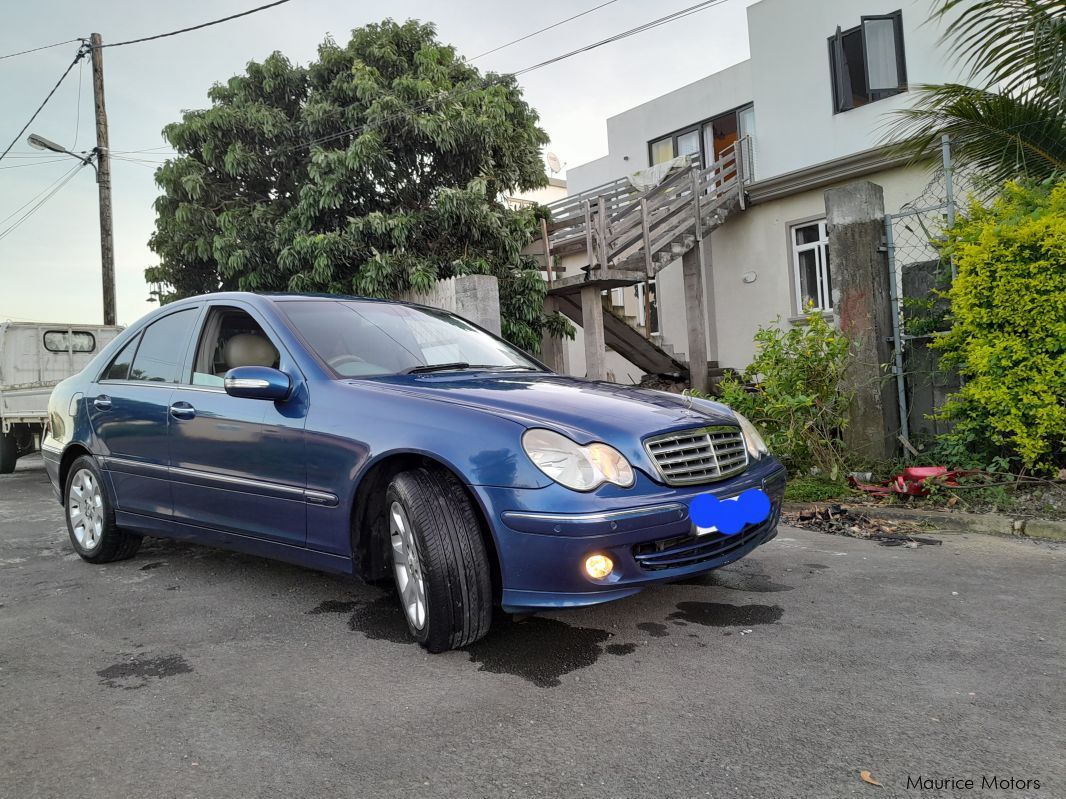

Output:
xmin=145 ymin=19 xmax=569 ymax=352
xmin=887 ymin=0 xmax=1065 ymax=184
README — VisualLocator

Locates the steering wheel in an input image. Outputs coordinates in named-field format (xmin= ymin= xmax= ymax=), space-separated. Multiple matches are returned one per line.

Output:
xmin=327 ymin=354 xmax=368 ymax=373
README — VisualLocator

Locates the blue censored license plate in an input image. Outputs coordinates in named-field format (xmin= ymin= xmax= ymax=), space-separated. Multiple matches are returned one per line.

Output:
xmin=689 ymin=489 xmax=771 ymax=536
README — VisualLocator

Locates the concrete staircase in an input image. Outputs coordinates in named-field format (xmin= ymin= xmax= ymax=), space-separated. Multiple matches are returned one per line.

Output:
xmin=532 ymin=139 xmax=751 ymax=390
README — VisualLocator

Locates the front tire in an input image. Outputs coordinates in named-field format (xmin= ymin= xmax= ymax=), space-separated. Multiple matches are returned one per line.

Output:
xmin=64 ymin=455 xmax=142 ymax=563
xmin=0 ymin=433 xmax=16 ymax=474
xmin=386 ymin=468 xmax=493 ymax=652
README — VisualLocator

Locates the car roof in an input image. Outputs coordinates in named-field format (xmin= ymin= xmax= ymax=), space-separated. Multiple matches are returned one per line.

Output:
xmin=167 ymin=291 xmax=402 ymax=308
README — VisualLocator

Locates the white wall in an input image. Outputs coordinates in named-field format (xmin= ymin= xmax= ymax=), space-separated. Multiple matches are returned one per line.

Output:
xmin=567 ymin=156 xmax=613 ymax=196
xmin=566 ymin=0 xmax=970 ymax=187
xmin=709 ymin=163 xmax=934 ymax=368
xmin=556 ymin=163 xmax=937 ymax=378
xmin=747 ymin=0 xmax=964 ymax=179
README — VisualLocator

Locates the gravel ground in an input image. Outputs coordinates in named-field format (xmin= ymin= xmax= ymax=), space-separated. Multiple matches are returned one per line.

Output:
xmin=1 ymin=454 xmax=1063 ymax=799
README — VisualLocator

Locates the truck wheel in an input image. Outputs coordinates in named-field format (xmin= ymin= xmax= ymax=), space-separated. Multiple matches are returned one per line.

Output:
xmin=0 ymin=434 xmax=16 ymax=474
xmin=64 ymin=455 xmax=142 ymax=563
xmin=385 ymin=467 xmax=493 ymax=652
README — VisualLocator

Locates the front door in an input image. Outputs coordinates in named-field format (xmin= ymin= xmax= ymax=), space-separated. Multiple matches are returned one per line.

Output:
xmin=167 ymin=302 xmax=308 ymax=547
xmin=89 ymin=306 xmax=201 ymax=519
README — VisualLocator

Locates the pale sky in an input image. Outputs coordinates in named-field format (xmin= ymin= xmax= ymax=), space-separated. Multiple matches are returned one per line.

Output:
xmin=0 ymin=0 xmax=757 ymax=326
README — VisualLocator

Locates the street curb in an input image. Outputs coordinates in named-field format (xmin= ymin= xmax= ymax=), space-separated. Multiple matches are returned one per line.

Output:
xmin=781 ymin=502 xmax=1066 ymax=542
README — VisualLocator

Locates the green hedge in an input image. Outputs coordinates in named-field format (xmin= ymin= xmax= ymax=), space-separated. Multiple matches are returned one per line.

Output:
xmin=933 ymin=179 xmax=1066 ymax=472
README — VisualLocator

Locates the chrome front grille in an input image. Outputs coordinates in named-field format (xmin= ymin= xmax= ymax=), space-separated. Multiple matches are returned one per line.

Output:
xmin=643 ymin=425 xmax=749 ymax=486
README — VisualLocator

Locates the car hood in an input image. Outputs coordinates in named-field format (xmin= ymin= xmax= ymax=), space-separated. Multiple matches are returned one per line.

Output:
xmin=360 ymin=372 xmax=739 ymax=452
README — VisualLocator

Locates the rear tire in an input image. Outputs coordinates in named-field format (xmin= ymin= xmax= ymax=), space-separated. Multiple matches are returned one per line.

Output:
xmin=0 ymin=434 xmax=16 ymax=474
xmin=64 ymin=455 xmax=142 ymax=563
xmin=386 ymin=467 xmax=493 ymax=652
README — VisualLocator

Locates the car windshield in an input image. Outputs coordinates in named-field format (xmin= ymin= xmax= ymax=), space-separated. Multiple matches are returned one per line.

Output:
xmin=280 ymin=299 xmax=544 ymax=378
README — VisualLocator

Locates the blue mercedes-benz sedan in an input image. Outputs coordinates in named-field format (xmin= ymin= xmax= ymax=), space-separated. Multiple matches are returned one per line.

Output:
xmin=43 ymin=292 xmax=786 ymax=651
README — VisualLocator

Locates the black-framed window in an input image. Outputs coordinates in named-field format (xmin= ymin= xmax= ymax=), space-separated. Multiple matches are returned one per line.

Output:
xmin=43 ymin=330 xmax=95 ymax=353
xmin=829 ymin=10 xmax=906 ymax=113
xmin=128 ymin=308 xmax=199 ymax=383
xmin=101 ymin=335 xmax=140 ymax=381
xmin=647 ymin=104 xmax=754 ymax=168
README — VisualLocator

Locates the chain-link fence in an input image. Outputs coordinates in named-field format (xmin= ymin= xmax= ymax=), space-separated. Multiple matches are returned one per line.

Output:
xmin=884 ymin=137 xmax=980 ymax=450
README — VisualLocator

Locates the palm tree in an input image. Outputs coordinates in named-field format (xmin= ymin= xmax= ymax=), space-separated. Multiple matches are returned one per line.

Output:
xmin=887 ymin=0 xmax=1065 ymax=184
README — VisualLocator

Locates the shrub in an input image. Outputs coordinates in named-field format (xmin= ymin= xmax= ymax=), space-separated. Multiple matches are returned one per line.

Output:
xmin=717 ymin=308 xmax=852 ymax=476
xmin=932 ymin=179 xmax=1066 ymax=473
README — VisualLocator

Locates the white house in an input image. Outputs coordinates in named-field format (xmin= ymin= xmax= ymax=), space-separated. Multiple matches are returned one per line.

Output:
xmin=552 ymin=0 xmax=970 ymax=382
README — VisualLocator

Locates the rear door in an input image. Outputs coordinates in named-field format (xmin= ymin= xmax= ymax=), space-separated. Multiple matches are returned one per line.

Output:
xmin=89 ymin=306 xmax=201 ymax=519
xmin=166 ymin=301 xmax=308 ymax=546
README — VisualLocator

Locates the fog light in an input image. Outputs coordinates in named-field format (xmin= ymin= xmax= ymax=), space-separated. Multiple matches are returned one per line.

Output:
xmin=584 ymin=554 xmax=614 ymax=580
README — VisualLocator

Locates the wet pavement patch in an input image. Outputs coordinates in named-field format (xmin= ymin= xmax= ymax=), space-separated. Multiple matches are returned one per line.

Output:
xmin=466 ymin=617 xmax=612 ymax=688
xmin=139 ymin=562 xmax=165 ymax=571
xmin=347 ymin=595 xmax=411 ymax=644
xmin=606 ymin=643 xmax=637 ymax=656
xmin=307 ymin=599 xmax=359 ymax=615
xmin=97 ymin=654 xmax=192 ymax=690
xmin=637 ymin=622 xmax=669 ymax=638
xmin=678 ymin=565 xmax=793 ymax=593
xmin=668 ymin=601 xmax=784 ymax=627
xmin=703 ymin=570 xmax=794 ymax=593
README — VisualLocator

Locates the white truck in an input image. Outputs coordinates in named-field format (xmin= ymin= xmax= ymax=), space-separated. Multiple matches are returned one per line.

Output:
xmin=0 ymin=321 xmax=122 ymax=473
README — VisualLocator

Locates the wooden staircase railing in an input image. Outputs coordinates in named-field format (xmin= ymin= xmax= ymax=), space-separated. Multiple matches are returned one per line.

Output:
xmin=534 ymin=137 xmax=752 ymax=389
xmin=538 ymin=137 xmax=751 ymax=283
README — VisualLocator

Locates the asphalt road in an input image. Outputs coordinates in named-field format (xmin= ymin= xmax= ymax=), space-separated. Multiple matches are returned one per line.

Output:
xmin=1 ymin=455 xmax=1063 ymax=799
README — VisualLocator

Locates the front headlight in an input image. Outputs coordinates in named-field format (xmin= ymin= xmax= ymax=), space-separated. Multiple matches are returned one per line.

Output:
xmin=522 ymin=429 xmax=635 ymax=491
xmin=734 ymin=412 xmax=769 ymax=459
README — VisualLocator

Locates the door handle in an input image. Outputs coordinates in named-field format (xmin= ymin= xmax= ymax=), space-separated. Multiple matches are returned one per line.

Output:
xmin=169 ymin=401 xmax=196 ymax=421
xmin=93 ymin=395 xmax=112 ymax=411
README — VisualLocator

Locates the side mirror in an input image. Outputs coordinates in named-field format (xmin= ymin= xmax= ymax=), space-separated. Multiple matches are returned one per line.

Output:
xmin=223 ymin=366 xmax=292 ymax=401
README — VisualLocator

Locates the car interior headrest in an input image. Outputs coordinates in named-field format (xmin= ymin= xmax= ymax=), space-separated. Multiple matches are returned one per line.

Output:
xmin=224 ymin=334 xmax=278 ymax=369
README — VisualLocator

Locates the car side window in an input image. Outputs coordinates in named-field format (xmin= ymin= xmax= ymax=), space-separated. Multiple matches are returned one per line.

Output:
xmin=128 ymin=308 xmax=199 ymax=383
xmin=189 ymin=306 xmax=280 ymax=387
xmin=101 ymin=334 xmax=141 ymax=381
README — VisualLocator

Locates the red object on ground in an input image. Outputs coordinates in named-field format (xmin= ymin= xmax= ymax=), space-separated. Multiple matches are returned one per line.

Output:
xmin=848 ymin=466 xmax=975 ymax=496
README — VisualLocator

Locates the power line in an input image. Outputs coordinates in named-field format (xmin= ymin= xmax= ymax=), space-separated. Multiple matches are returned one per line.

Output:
xmin=0 ymin=162 xmax=81 ymax=227
xmin=103 ymin=0 xmax=296 ymax=48
xmin=0 ymin=158 xmax=70 ymax=170
xmin=280 ymin=0 xmax=735 ymax=155
xmin=0 ymin=38 xmax=82 ymax=61
xmin=72 ymin=55 xmax=86 ymax=149
xmin=514 ymin=0 xmax=730 ymax=75
xmin=0 ymin=47 xmax=87 ymax=166
xmin=469 ymin=0 xmax=621 ymax=61
xmin=0 ymin=162 xmax=86 ymax=242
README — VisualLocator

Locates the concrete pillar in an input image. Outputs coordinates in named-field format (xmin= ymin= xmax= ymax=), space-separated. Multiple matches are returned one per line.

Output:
xmin=824 ymin=180 xmax=899 ymax=460
xmin=682 ymin=244 xmax=709 ymax=394
xmin=452 ymin=275 xmax=501 ymax=336
xmin=539 ymin=296 xmax=570 ymax=373
xmin=400 ymin=275 xmax=501 ymax=336
xmin=580 ymin=285 xmax=607 ymax=381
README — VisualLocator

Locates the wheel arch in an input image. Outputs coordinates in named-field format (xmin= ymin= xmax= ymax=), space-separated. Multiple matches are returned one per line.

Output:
xmin=58 ymin=443 xmax=94 ymax=504
xmin=349 ymin=451 xmax=502 ymax=602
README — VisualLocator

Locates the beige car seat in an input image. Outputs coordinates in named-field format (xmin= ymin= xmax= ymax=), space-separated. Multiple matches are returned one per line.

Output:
xmin=224 ymin=334 xmax=278 ymax=369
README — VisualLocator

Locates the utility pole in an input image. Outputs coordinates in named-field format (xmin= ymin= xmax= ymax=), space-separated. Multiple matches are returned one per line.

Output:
xmin=89 ymin=33 xmax=116 ymax=326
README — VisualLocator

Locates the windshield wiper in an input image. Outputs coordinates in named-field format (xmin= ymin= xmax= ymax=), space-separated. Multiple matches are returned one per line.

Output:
xmin=403 ymin=362 xmax=541 ymax=375
xmin=403 ymin=362 xmax=473 ymax=374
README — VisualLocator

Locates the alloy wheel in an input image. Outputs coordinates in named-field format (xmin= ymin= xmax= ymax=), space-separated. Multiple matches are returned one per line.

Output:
xmin=69 ymin=468 xmax=104 ymax=551
xmin=389 ymin=501 xmax=427 ymax=630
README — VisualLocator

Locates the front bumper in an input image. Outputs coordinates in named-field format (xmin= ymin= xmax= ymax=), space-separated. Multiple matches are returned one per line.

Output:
xmin=472 ymin=458 xmax=786 ymax=613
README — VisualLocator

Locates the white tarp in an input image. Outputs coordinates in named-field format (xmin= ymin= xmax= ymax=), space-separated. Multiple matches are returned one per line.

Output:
xmin=626 ymin=156 xmax=689 ymax=192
